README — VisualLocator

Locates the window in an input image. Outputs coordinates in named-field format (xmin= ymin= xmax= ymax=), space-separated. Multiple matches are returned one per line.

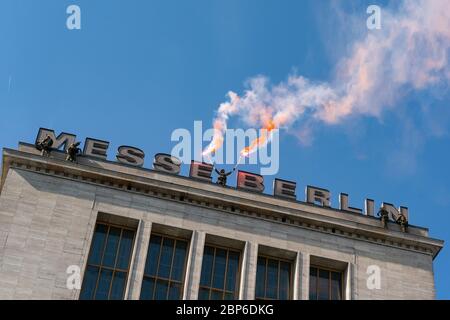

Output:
xmin=309 ymin=266 xmax=343 ymax=300
xmin=198 ymin=245 xmax=241 ymax=300
xmin=140 ymin=234 xmax=189 ymax=300
xmin=255 ymin=256 xmax=292 ymax=300
xmin=80 ymin=223 xmax=136 ymax=300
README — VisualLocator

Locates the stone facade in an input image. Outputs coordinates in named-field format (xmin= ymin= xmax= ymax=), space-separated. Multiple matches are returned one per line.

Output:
xmin=0 ymin=144 xmax=443 ymax=300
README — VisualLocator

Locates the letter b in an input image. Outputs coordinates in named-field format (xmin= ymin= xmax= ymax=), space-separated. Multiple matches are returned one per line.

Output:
xmin=237 ymin=170 xmax=265 ymax=193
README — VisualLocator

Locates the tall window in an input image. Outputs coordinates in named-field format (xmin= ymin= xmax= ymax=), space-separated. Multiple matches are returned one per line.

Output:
xmin=309 ymin=266 xmax=343 ymax=300
xmin=80 ymin=223 xmax=135 ymax=300
xmin=255 ymin=256 xmax=292 ymax=300
xmin=198 ymin=246 xmax=241 ymax=300
xmin=140 ymin=234 xmax=188 ymax=300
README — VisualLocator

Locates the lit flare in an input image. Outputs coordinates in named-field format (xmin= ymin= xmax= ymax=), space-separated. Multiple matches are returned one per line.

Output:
xmin=240 ymin=120 xmax=276 ymax=158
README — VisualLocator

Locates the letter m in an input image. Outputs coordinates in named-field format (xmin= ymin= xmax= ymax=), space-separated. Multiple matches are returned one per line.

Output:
xmin=35 ymin=128 xmax=76 ymax=152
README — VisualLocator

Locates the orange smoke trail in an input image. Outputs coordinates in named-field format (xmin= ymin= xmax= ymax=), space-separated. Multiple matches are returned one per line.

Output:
xmin=202 ymin=119 xmax=225 ymax=156
xmin=240 ymin=120 xmax=276 ymax=158
xmin=202 ymin=0 xmax=450 ymax=153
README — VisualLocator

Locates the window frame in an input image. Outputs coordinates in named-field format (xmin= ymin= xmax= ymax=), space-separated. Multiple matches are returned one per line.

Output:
xmin=255 ymin=254 xmax=294 ymax=300
xmin=309 ymin=265 xmax=344 ymax=300
xmin=140 ymin=232 xmax=190 ymax=300
xmin=80 ymin=222 xmax=137 ymax=300
xmin=198 ymin=243 xmax=242 ymax=300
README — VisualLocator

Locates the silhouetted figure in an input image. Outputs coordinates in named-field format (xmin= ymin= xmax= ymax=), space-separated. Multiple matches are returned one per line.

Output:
xmin=66 ymin=142 xmax=82 ymax=162
xmin=378 ymin=207 xmax=389 ymax=229
xmin=396 ymin=214 xmax=408 ymax=233
xmin=215 ymin=167 xmax=235 ymax=187
xmin=35 ymin=135 xmax=53 ymax=157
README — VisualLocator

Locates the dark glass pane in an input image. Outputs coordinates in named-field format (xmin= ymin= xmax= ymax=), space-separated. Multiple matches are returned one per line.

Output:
xmin=140 ymin=277 xmax=155 ymax=300
xmin=255 ymin=257 xmax=266 ymax=299
xmin=171 ymin=240 xmax=187 ymax=281
xmin=102 ymin=227 xmax=121 ymax=267
xmin=145 ymin=235 xmax=162 ymax=276
xmin=212 ymin=248 xmax=226 ymax=289
xmin=331 ymin=271 xmax=342 ymax=300
xmin=155 ymin=279 xmax=169 ymax=300
xmin=309 ymin=267 xmax=317 ymax=300
xmin=79 ymin=266 xmax=99 ymax=300
xmin=88 ymin=224 xmax=108 ymax=265
xmin=110 ymin=271 xmax=126 ymax=300
xmin=279 ymin=262 xmax=290 ymax=300
xmin=224 ymin=292 xmax=234 ymax=300
xmin=158 ymin=238 xmax=175 ymax=279
xmin=198 ymin=288 xmax=210 ymax=300
xmin=95 ymin=269 xmax=113 ymax=300
xmin=210 ymin=290 xmax=223 ymax=300
xmin=200 ymin=246 xmax=214 ymax=286
xmin=116 ymin=230 xmax=134 ymax=270
xmin=226 ymin=251 xmax=239 ymax=292
xmin=318 ymin=269 xmax=330 ymax=300
xmin=168 ymin=282 xmax=181 ymax=300
xmin=266 ymin=259 xmax=279 ymax=299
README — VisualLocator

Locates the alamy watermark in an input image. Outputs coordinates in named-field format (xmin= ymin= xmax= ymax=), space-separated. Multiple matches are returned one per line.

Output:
xmin=66 ymin=5 xmax=81 ymax=30
xmin=367 ymin=5 xmax=381 ymax=30
xmin=66 ymin=263 xmax=383 ymax=292
xmin=366 ymin=265 xmax=381 ymax=290
xmin=66 ymin=265 xmax=81 ymax=290
xmin=170 ymin=121 xmax=280 ymax=175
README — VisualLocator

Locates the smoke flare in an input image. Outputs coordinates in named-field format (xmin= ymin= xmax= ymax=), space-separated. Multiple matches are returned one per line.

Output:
xmin=202 ymin=0 xmax=450 ymax=158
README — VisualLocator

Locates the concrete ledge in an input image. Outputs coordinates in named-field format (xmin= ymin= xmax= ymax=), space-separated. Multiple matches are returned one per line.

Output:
xmin=1 ymin=146 xmax=444 ymax=260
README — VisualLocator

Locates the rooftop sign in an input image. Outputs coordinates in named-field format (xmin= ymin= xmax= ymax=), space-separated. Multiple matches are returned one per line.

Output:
xmin=32 ymin=127 xmax=409 ymax=232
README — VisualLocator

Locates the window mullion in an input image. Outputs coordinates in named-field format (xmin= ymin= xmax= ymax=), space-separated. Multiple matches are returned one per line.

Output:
xmin=222 ymin=250 xmax=229 ymax=299
xmin=153 ymin=236 xmax=164 ymax=299
xmin=167 ymin=239 xmax=177 ymax=299
xmin=315 ymin=267 xmax=319 ymax=300
xmin=264 ymin=258 xmax=268 ymax=299
xmin=93 ymin=224 xmax=110 ymax=299
xmin=108 ymin=228 xmax=123 ymax=299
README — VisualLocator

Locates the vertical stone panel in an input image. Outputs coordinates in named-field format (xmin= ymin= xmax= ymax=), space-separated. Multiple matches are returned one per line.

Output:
xmin=239 ymin=241 xmax=258 ymax=299
xmin=183 ymin=230 xmax=206 ymax=300
xmin=126 ymin=220 xmax=152 ymax=300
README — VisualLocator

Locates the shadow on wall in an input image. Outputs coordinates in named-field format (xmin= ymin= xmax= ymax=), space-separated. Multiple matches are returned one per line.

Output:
xmin=9 ymin=167 xmax=435 ymax=272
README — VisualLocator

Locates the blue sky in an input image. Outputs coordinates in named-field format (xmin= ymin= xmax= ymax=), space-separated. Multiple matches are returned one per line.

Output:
xmin=0 ymin=0 xmax=449 ymax=298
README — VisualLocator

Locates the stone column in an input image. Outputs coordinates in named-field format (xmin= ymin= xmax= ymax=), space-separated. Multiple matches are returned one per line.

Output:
xmin=183 ymin=230 xmax=206 ymax=300
xmin=126 ymin=220 xmax=152 ymax=300
xmin=298 ymin=252 xmax=309 ymax=300
xmin=239 ymin=241 xmax=258 ymax=300
xmin=293 ymin=252 xmax=301 ymax=300
xmin=346 ymin=262 xmax=356 ymax=300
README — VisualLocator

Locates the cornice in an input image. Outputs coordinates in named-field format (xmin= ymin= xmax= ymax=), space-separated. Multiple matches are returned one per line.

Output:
xmin=1 ymin=145 xmax=444 ymax=259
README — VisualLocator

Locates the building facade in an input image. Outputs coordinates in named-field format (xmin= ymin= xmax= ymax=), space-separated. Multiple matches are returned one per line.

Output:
xmin=0 ymin=140 xmax=444 ymax=300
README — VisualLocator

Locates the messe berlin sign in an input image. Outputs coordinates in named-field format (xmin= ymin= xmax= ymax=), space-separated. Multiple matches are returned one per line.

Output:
xmin=31 ymin=127 xmax=409 ymax=230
